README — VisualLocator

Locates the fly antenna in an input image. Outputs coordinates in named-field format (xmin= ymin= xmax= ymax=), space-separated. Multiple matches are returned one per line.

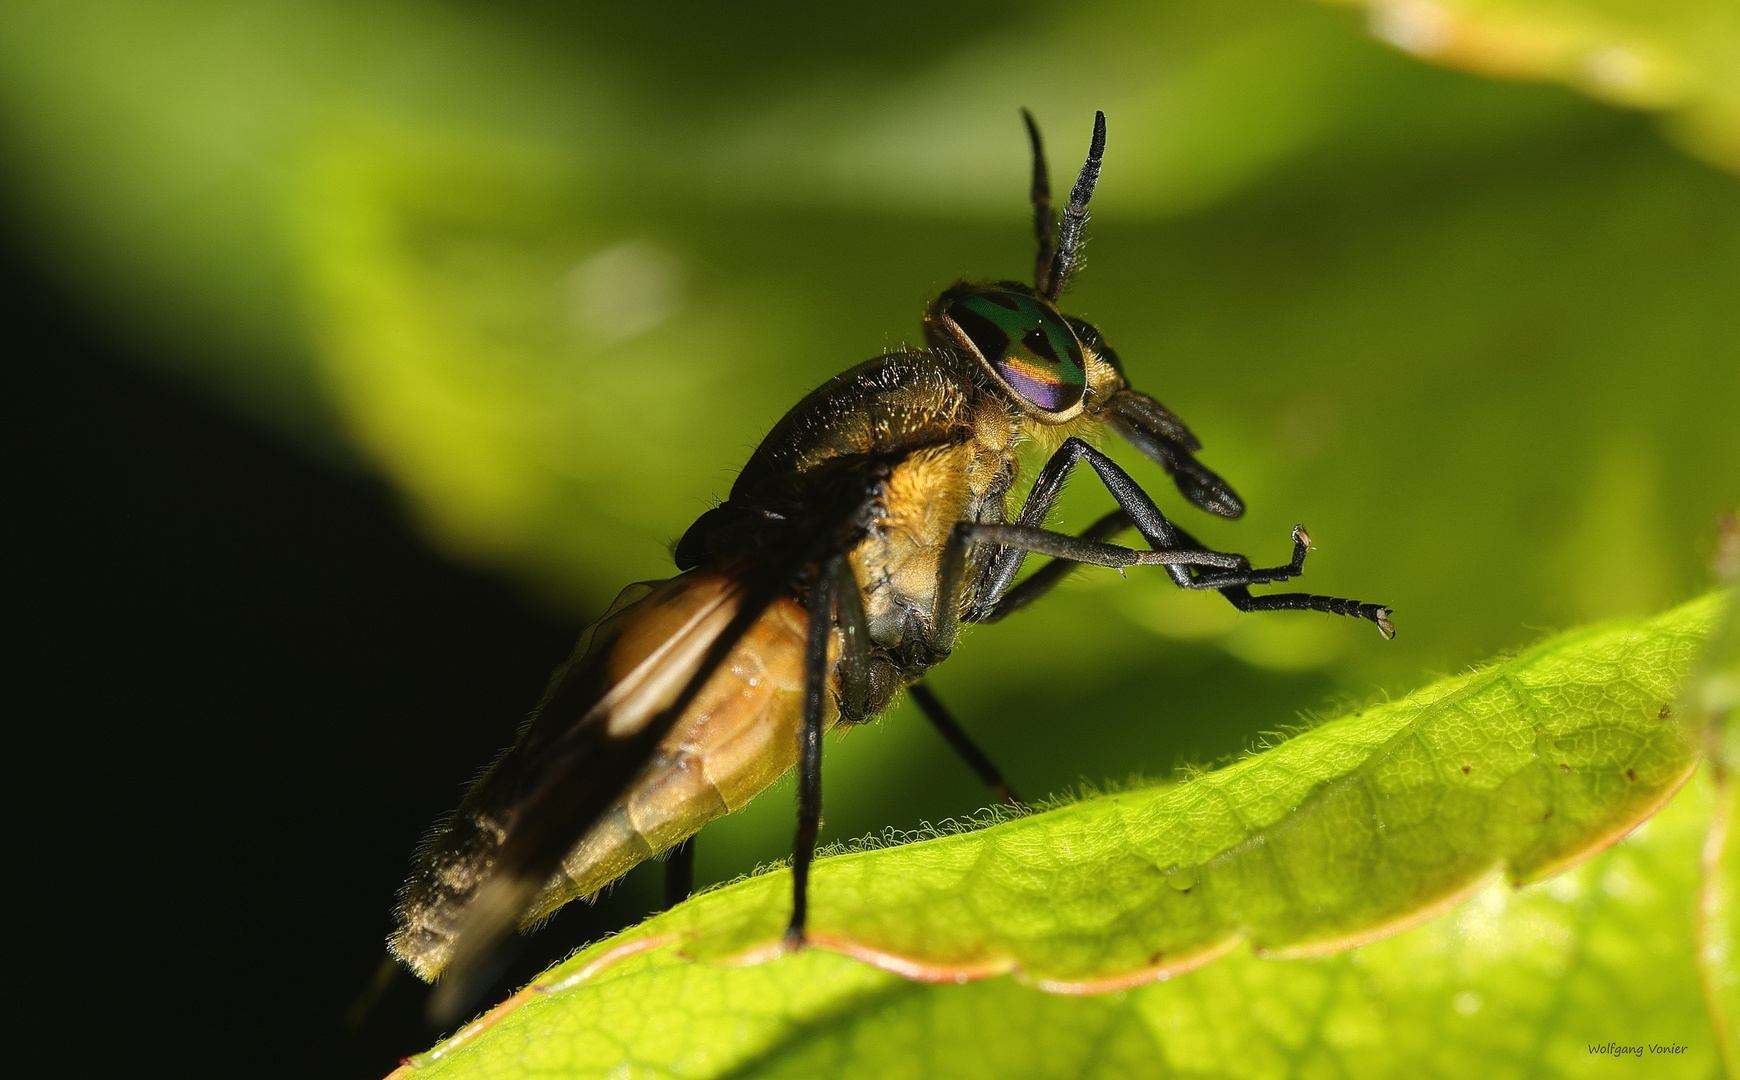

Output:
xmin=1021 ymin=109 xmax=1056 ymax=296
xmin=1044 ymin=110 xmax=1105 ymax=301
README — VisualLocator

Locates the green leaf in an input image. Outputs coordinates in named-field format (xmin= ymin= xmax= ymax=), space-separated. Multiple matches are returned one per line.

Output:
xmin=1316 ymin=0 xmax=1740 ymax=173
xmin=0 ymin=0 xmax=1509 ymax=442
xmin=396 ymin=593 xmax=1724 ymax=1079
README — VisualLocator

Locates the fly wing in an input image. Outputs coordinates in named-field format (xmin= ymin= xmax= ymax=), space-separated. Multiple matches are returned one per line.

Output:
xmin=393 ymin=466 xmax=880 ymax=1019
xmin=390 ymin=567 xmax=787 ymax=1015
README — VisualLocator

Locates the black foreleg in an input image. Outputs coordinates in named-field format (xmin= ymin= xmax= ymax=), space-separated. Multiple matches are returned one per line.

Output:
xmin=964 ymin=437 xmax=1391 ymax=635
xmin=973 ymin=508 xmax=1131 ymax=624
xmin=1219 ymin=586 xmax=1394 ymax=636
xmin=1159 ymin=521 xmax=1395 ymax=637
xmin=933 ymin=520 xmax=1251 ymax=651
xmin=971 ymin=438 xmax=1303 ymax=614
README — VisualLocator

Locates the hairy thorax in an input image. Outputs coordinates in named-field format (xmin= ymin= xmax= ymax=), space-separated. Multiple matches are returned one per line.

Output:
xmin=680 ymin=349 xmax=1035 ymax=712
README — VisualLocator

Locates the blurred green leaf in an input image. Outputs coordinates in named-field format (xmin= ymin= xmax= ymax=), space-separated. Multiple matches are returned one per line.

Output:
xmin=6 ymin=3 xmax=1734 ymax=678
xmin=1318 ymin=0 xmax=1740 ymax=172
xmin=397 ymin=593 xmax=1722 ymax=1079
xmin=285 ymin=93 xmax=1740 ymax=627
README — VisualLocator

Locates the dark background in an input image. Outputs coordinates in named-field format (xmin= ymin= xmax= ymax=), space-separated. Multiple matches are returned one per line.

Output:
xmin=5 ymin=237 xmax=664 ymax=1078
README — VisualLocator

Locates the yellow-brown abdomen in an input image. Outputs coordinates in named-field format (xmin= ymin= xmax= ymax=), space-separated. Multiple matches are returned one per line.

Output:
xmin=390 ymin=571 xmax=835 ymax=978
xmin=521 ymin=572 xmax=832 ymax=923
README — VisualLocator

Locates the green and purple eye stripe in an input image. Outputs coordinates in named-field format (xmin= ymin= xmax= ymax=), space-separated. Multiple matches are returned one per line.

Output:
xmin=946 ymin=290 xmax=1087 ymax=413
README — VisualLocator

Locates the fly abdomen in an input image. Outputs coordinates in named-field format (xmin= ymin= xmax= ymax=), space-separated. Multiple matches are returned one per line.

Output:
xmin=522 ymin=583 xmax=831 ymax=926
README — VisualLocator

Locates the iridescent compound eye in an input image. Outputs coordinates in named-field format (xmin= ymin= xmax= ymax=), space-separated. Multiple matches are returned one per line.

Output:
xmin=945 ymin=290 xmax=1087 ymax=415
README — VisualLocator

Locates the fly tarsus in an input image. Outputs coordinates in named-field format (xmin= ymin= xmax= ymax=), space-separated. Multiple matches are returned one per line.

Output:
xmin=1221 ymin=585 xmax=1396 ymax=638
xmin=1170 ymin=523 xmax=1310 ymax=588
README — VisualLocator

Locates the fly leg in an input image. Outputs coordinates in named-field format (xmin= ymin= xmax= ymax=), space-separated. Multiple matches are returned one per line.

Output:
xmin=832 ymin=550 xmax=873 ymax=723
xmin=1218 ymin=583 xmax=1393 ymax=632
xmin=827 ymin=491 xmax=1026 ymax=822
xmin=933 ymin=519 xmax=1248 ymax=652
xmin=1151 ymin=520 xmax=1394 ymax=634
xmin=969 ymin=507 xmax=1131 ymax=624
xmin=785 ymin=551 xmax=843 ymax=947
xmin=908 ymin=681 xmax=1024 ymax=807
xmin=917 ymin=519 xmax=1242 ymax=809
xmin=967 ymin=437 xmax=1392 ymax=636
xmin=974 ymin=436 xmax=1284 ymax=606
xmin=663 ymin=836 xmax=696 ymax=909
